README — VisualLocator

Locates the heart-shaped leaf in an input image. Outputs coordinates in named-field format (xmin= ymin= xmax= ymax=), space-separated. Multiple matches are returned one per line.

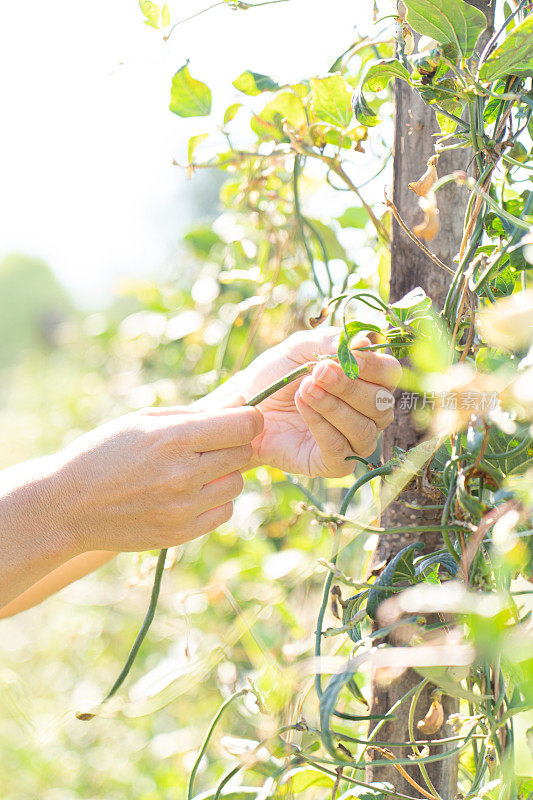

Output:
xmin=170 ymin=64 xmax=212 ymax=117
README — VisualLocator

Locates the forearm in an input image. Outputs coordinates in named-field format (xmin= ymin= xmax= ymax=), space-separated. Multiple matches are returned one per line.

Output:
xmin=0 ymin=455 xmax=81 ymax=611
xmin=0 ymin=550 xmax=116 ymax=619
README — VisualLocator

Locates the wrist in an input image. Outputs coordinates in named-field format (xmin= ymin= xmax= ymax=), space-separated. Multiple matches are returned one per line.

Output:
xmin=0 ymin=456 xmax=83 ymax=607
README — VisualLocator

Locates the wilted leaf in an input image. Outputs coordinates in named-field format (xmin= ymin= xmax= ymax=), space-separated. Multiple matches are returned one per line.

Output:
xmin=479 ymin=15 xmax=533 ymax=81
xmin=170 ymin=64 xmax=212 ymax=117
xmin=233 ymin=70 xmax=281 ymax=96
xmin=403 ymin=0 xmax=487 ymax=58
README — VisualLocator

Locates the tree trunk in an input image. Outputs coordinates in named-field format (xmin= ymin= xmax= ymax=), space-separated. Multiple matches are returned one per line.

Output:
xmin=365 ymin=4 xmax=494 ymax=797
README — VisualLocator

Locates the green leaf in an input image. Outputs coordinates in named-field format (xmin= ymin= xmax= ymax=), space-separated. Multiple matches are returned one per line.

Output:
xmin=282 ymin=767 xmax=334 ymax=792
xmin=233 ymin=70 xmax=281 ymax=96
xmin=161 ymin=3 xmax=170 ymax=26
xmin=319 ymin=660 xmax=359 ymax=757
xmin=415 ymin=551 xmax=459 ymax=578
xmin=338 ymin=784 xmax=395 ymax=800
xmin=352 ymin=59 xmax=411 ymax=127
xmin=139 ymin=0 xmax=161 ymax=27
xmin=187 ymin=134 xmax=209 ymax=164
xmin=479 ymin=15 xmax=533 ymax=81
xmin=367 ymin=542 xmax=424 ymax=620
xmin=403 ymin=0 xmax=487 ymax=58
xmin=251 ymin=92 xmax=306 ymax=141
xmin=223 ymin=102 xmax=242 ymax=125
xmin=338 ymin=320 xmax=381 ymax=380
xmin=310 ymin=74 xmax=353 ymax=128
xmin=170 ymin=64 xmax=212 ymax=118
xmin=341 ymin=591 xmax=368 ymax=644
xmin=307 ymin=218 xmax=348 ymax=262
xmin=337 ymin=206 xmax=369 ymax=229
xmin=415 ymin=665 xmax=487 ymax=707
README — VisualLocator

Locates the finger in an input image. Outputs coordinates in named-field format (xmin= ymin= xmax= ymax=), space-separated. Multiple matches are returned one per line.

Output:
xmin=189 ymin=501 xmax=235 ymax=540
xmin=299 ymin=377 xmax=378 ymax=458
xmin=294 ymin=391 xmax=354 ymax=478
xmin=173 ymin=407 xmax=264 ymax=452
xmin=348 ymin=346 xmax=402 ymax=390
xmin=195 ymin=470 xmax=244 ymax=513
xmin=197 ymin=443 xmax=253 ymax=482
xmin=311 ymin=360 xmax=395 ymax=428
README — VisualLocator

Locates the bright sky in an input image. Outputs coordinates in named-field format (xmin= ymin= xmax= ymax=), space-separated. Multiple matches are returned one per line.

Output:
xmin=0 ymin=0 xmax=375 ymax=307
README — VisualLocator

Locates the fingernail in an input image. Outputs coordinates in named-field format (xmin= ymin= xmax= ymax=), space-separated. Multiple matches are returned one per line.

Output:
xmin=313 ymin=361 xmax=336 ymax=384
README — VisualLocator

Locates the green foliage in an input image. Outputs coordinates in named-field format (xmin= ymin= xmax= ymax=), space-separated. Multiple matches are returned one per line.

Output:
xmin=139 ymin=0 xmax=169 ymax=28
xmin=232 ymin=70 xmax=281 ymax=95
xmin=170 ymin=64 xmax=212 ymax=117
xmin=403 ymin=0 xmax=487 ymax=57
xmin=352 ymin=60 xmax=411 ymax=126
xmin=309 ymin=74 xmax=353 ymax=128
xmin=479 ymin=15 xmax=533 ymax=81
xmin=366 ymin=542 xmax=424 ymax=619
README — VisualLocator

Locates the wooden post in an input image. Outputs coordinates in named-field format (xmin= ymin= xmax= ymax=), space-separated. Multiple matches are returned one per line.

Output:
xmin=365 ymin=3 xmax=494 ymax=796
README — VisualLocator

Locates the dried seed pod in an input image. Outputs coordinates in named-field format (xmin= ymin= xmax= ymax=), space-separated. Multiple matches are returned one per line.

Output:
xmin=413 ymin=193 xmax=440 ymax=241
xmin=330 ymin=584 xmax=343 ymax=619
xmin=417 ymin=697 xmax=444 ymax=735
xmin=409 ymin=155 xmax=439 ymax=197
xmin=309 ymin=306 xmax=329 ymax=328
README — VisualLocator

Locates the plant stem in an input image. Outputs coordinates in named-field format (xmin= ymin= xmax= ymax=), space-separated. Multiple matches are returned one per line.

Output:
xmin=187 ymin=688 xmax=249 ymax=800
xmin=77 ymin=548 xmax=168 ymax=719
xmin=408 ymin=680 xmax=443 ymax=800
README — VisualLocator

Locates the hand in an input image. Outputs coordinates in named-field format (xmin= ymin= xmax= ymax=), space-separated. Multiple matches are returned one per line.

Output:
xmin=53 ymin=405 xmax=263 ymax=553
xmin=236 ymin=327 xmax=401 ymax=478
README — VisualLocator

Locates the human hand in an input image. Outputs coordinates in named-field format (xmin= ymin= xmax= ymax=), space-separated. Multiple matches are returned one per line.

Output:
xmin=235 ymin=327 xmax=401 ymax=477
xmin=53 ymin=405 xmax=263 ymax=553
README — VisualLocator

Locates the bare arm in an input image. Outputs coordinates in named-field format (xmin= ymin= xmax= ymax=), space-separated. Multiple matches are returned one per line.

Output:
xmin=0 ymin=550 xmax=116 ymax=619
xmin=0 ymin=405 xmax=261 ymax=616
